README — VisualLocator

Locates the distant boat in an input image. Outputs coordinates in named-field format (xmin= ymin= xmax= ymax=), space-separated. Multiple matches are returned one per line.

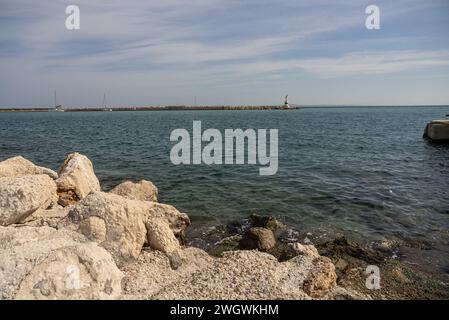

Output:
xmin=49 ymin=90 xmax=65 ymax=112
xmin=101 ymin=93 xmax=112 ymax=111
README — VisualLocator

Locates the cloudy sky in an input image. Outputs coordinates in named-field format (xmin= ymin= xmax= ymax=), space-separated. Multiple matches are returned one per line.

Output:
xmin=0 ymin=0 xmax=448 ymax=107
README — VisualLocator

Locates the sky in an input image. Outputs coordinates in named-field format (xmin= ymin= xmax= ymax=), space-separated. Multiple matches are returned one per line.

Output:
xmin=0 ymin=0 xmax=449 ymax=107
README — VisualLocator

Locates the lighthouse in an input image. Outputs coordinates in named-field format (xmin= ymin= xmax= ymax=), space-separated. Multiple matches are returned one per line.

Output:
xmin=284 ymin=95 xmax=290 ymax=108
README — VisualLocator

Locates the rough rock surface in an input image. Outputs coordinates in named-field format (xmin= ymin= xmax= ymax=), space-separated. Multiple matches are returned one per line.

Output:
xmin=0 ymin=226 xmax=123 ymax=300
xmin=123 ymin=248 xmax=342 ymax=300
xmin=122 ymin=247 xmax=214 ymax=299
xmin=303 ymin=256 xmax=337 ymax=298
xmin=0 ymin=174 xmax=57 ymax=226
xmin=20 ymin=205 xmax=71 ymax=228
xmin=280 ymin=242 xmax=320 ymax=261
xmin=0 ymin=156 xmax=58 ymax=179
xmin=56 ymin=153 xmax=101 ymax=206
xmin=61 ymin=192 xmax=148 ymax=266
xmin=250 ymin=214 xmax=285 ymax=231
xmin=145 ymin=202 xmax=190 ymax=244
xmin=61 ymin=192 xmax=189 ymax=266
xmin=110 ymin=180 xmax=158 ymax=202
xmin=146 ymin=217 xmax=181 ymax=254
xmin=239 ymin=227 xmax=276 ymax=252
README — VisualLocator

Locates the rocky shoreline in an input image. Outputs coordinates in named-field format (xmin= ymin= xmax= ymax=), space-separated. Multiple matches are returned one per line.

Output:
xmin=0 ymin=153 xmax=448 ymax=300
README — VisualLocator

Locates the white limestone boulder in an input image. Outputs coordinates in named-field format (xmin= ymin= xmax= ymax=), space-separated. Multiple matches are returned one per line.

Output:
xmin=56 ymin=153 xmax=101 ymax=206
xmin=0 ymin=174 xmax=57 ymax=226
xmin=0 ymin=226 xmax=123 ymax=300
xmin=110 ymin=180 xmax=158 ymax=202
xmin=0 ymin=156 xmax=57 ymax=179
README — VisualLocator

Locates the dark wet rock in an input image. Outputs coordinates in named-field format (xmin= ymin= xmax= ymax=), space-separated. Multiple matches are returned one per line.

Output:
xmin=318 ymin=236 xmax=386 ymax=265
xmin=226 ymin=219 xmax=251 ymax=235
xmin=239 ymin=227 xmax=276 ymax=252
xmin=276 ymin=228 xmax=301 ymax=243
xmin=209 ymin=235 xmax=241 ymax=257
xmin=249 ymin=214 xmax=285 ymax=232
xmin=188 ymin=214 xmax=289 ymax=257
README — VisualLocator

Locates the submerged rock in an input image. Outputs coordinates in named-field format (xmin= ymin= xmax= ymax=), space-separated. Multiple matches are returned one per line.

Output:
xmin=110 ymin=180 xmax=158 ymax=202
xmin=56 ymin=153 xmax=101 ymax=206
xmin=0 ymin=174 xmax=57 ymax=226
xmin=318 ymin=236 xmax=386 ymax=265
xmin=0 ymin=226 xmax=123 ymax=300
xmin=0 ymin=156 xmax=57 ymax=179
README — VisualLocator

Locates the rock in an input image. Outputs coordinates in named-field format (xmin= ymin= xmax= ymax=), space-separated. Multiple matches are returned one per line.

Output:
xmin=318 ymin=236 xmax=385 ymax=265
xmin=323 ymin=286 xmax=371 ymax=300
xmin=0 ymin=175 xmax=57 ymax=226
xmin=110 ymin=180 xmax=158 ymax=202
xmin=0 ymin=226 xmax=123 ymax=300
xmin=145 ymin=217 xmax=181 ymax=254
xmin=79 ymin=216 xmax=107 ymax=242
xmin=291 ymin=243 xmax=319 ymax=257
xmin=209 ymin=235 xmax=241 ymax=257
xmin=20 ymin=205 xmax=71 ymax=228
xmin=391 ymin=266 xmax=411 ymax=284
xmin=62 ymin=192 xmax=148 ymax=267
xmin=145 ymin=249 xmax=341 ymax=300
xmin=239 ymin=227 xmax=276 ymax=251
xmin=146 ymin=202 xmax=190 ymax=244
xmin=56 ymin=153 xmax=101 ymax=206
xmin=61 ymin=192 xmax=188 ymax=266
xmin=334 ymin=258 xmax=349 ymax=272
xmin=150 ymin=250 xmax=289 ymax=300
xmin=250 ymin=214 xmax=285 ymax=232
xmin=122 ymin=247 xmax=214 ymax=298
xmin=167 ymin=250 xmax=183 ymax=270
xmin=303 ymin=256 xmax=337 ymax=298
xmin=280 ymin=242 xmax=320 ymax=261
xmin=424 ymin=120 xmax=449 ymax=141
xmin=0 ymin=156 xmax=58 ymax=179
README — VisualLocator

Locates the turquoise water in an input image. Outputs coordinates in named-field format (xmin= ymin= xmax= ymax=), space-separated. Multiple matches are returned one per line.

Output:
xmin=1 ymin=107 xmax=449 ymax=246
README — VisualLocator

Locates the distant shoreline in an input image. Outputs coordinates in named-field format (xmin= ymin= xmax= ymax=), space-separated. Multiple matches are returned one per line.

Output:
xmin=0 ymin=105 xmax=299 ymax=112
xmin=0 ymin=105 xmax=448 ymax=112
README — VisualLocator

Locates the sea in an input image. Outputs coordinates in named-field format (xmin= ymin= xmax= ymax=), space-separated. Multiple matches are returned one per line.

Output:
xmin=1 ymin=106 xmax=449 ymax=276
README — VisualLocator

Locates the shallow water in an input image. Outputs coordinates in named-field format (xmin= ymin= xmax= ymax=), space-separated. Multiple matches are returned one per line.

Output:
xmin=1 ymin=106 xmax=449 ymax=247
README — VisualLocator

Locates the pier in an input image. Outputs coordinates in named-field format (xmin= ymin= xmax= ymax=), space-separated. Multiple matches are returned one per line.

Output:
xmin=0 ymin=105 xmax=300 ymax=112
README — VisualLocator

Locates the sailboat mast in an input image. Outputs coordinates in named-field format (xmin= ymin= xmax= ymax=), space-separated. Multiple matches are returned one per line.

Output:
xmin=102 ymin=93 xmax=107 ymax=108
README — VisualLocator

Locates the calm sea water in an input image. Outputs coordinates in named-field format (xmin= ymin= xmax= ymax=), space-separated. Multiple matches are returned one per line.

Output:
xmin=1 ymin=107 xmax=449 ymax=246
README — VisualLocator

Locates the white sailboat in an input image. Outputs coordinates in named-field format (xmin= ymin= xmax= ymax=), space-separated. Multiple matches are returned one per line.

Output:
xmin=50 ymin=90 xmax=65 ymax=112
xmin=102 ymin=93 xmax=112 ymax=111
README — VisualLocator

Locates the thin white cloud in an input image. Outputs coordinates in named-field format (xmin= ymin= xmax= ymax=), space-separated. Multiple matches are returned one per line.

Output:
xmin=0 ymin=0 xmax=448 ymax=106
